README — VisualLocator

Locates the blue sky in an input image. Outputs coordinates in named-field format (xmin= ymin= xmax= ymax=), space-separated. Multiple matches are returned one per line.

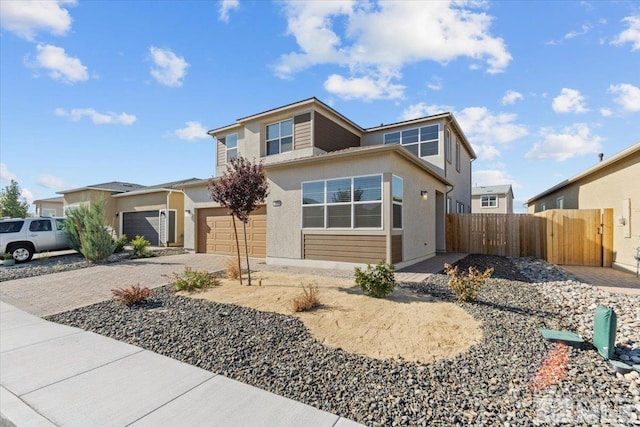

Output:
xmin=1 ymin=0 xmax=638 ymax=213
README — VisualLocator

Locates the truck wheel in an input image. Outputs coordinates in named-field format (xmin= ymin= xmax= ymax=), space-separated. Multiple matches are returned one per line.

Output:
xmin=9 ymin=244 xmax=33 ymax=263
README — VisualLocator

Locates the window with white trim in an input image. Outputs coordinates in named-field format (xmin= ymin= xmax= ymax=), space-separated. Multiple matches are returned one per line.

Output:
xmin=447 ymin=197 xmax=451 ymax=214
xmin=41 ymin=208 xmax=57 ymax=217
xmin=225 ymin=133 xmax=238 ymax=163
xmin=455 ymin=141 xmax=460 ymax=171
xmin=392 ymin=175 xmax=403 ymax=229
xmin=302 ymin=175 xmax=382 ymax=229
xmin=266 ymin=119 xmax=293 ymax=155
xmin=384 ymin=124 xmax=439 ymax=157
xmin=481 ymin=195 xmax=498 ymax=208
xmin=445 ymin=128 xmax=451 ymax=163
xmin=556 ymin=196 xmax=564 ymax=209
xmin=456 ymin=201 xmax=465 ymax=213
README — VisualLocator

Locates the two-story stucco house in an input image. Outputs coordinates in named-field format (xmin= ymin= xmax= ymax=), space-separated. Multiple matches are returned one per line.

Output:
xmin=183 ymin=97 xmax=476 ymax=269
xmin=471 ymin=185 xmax=514 ymax=213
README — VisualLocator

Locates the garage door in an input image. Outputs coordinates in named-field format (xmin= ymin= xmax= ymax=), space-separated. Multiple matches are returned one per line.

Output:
xmin=122 ymin=211 xmax=160 ymax=246
xmin=197 ymin=205 xmax=266 ymax=257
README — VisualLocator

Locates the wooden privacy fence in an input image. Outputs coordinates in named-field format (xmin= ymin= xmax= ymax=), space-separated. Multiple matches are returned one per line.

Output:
xmin=446 ymin=209 xmax=613 ymax=266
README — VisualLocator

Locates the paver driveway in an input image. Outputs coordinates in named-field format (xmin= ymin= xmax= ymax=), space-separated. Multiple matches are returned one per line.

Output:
xmin=0 ymin=254 xmax=239 ymax=317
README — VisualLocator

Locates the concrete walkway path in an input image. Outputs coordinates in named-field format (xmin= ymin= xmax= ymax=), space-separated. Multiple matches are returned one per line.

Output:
xmin=395 ymin=252 xmax=468 ymax=283
xmin=0 ymin=301 xmax=363 ymax=427
xmin=559 ymin=264 xmax=640 ymax=296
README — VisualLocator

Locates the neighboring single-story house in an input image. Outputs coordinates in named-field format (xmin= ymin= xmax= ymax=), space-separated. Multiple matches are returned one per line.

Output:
xmin=57 ymin=179 xmax=201 ymax=246
xmin=183 ymin=97 xmax=476 ymax=269
xmin=525 ymin=142 xmax=640 ymax=273
xmin=471 ymin=185 xmax=514 ymax=213
xmin=32 ymin=196 xmax=64 ymax=217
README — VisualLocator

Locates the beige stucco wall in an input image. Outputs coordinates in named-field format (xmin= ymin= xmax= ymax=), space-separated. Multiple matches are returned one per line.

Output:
xmin=526 ymin=152 xmax=639 ymax=272
xmin=265 ymin=151 xmax=446 ymax=266
xmin=63 ymin=190 xmax=119 ymax=231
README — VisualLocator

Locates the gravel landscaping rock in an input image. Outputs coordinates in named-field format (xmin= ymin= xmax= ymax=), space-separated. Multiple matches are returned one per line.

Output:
xmin=47 ymin=254 xmax=640 ymax=426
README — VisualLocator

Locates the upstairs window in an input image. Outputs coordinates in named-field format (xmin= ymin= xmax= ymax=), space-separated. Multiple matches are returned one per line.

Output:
xmin=481 ymin=195 xmax=498 ymax=208
xmin=225 ymin=133 xmax=238 ymax=163
xmin=455 ymin=141 xmax=461 ymax=172
xmin=266 ymin=119 xmax=293 ymax=155
xmin=384 ymin=124 xmax=439 ymax=157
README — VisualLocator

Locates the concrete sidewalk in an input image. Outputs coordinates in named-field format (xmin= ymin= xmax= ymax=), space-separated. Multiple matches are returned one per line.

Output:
xmin=0 ymin=301 xmax=363 ymax=427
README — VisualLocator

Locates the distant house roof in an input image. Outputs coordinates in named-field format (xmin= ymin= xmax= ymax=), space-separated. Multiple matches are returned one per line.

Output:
xmin=57 ymin=181 xmax=145 ymax=195
xmin=526 ymin=141 xmax=640 ymax=205
xmin=32 ymin=196 xmax=64 ymax=204
xmin=472 ymin=185 xmax=513 ymax=197
xmin=112 ymin=178 xmax=204 ymax=198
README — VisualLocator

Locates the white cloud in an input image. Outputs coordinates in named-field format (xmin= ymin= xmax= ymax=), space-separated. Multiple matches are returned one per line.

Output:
xmin=55 ymin=107 xmax=137 ymax=125
xmin=400 ymin=103 xmax=454 ymax=120
xmin=275 ymin=1 xmax=511 ymax=100
xmin=473 ymin=168 xmax=521 ymax=189
xmin=552 ymin=88 xmax=589 ymax=113
xmin=148 ymin=46 xmax=189 ymax=87
xmin=564 ymin=23 xmax=592 ymax=40
xmin=0 ymin=0 xmax=75 ymax=41
xmin=600 ymin=108 xmax=613 ymax=117
xmin=21 ymin=188 xmax=34 ymax=205
xmin=612 ymin=15 xmax=640 ymax=51
xmin=30 ymin=44 xmax=88 ymax=83
xmin=175 ymin=121 xmax=209 ymax=140
xmin=37 ymin=175 xmax=66 ymax=189
xmin=501 ymin=90 xmax=524 ymax=105
xmin=219 ymin=0 xmax=239 ymax=22
xmin=525 ymin=123 xmax=604 ymax=161
xmin=426 ymin=76 xmax=443 ymax=91
xmin=0 ymin=163 xmax=17 ymax=182
xmin=456 ymin=107 xmax=529 ymax=145
xmin=609 ymin=83 xmax=640 ymax=112
xmin=324 ymin=73 xmax=404 ymax=101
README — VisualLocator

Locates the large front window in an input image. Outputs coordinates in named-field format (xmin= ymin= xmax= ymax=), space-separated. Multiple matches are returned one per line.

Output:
xmin=384 ymin=124 xmax=439 ymax=157
xmin=266 ymin=119 xmax=293 ymax=155
xmin=302 ymin=175 xmax=382 ymax=228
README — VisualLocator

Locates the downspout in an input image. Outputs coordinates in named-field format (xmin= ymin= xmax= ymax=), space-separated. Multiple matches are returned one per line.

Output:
xmin=165 ymin=190 xmax=172 ymax=247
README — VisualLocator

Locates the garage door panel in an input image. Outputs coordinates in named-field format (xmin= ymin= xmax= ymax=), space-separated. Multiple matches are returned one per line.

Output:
xmin=197 ymin=206 xmax=266 ymax=256
xmin=122 ymin=211 xmax=159 ymax=246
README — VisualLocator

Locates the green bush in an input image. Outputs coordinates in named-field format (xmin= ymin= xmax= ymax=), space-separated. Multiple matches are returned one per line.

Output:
xmin=170 ymin=267 xmax=220 ymax=292
xmin=130 ymin=235 xmax=151 ymax=258
xmin=354 ymin=261 xmax=396 ymax=298
xmin=112 ymin=234 xmax=128 ymax=253
xmin=444 ymin=263 xmax=494 ymax=302
xmin=64 ymin=198 xmax=114 ymax=263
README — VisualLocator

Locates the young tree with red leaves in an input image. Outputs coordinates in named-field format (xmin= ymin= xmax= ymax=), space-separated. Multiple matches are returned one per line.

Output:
xmin=208 ymin=157 xmax=269 ymax=285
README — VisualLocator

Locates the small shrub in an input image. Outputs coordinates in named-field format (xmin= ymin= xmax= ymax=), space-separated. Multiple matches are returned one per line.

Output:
xmin=130 ymin=235 xmax=151 ymax=258
xmin=354 ymin=261 xmax=396 ymax=298
xmin=291 ymin=283 xmax=321 ymax=312
xmin=170 ymin=267 xmax=220 ymax=292
xmin=112 ymin=234 xmax=128 ymax=253
xmin=224 ymin=257 xmax=241 ymax=279
xmin=444 ymin=263 xmax=494 ymax=302
xmin=111 ymin=284 xmax=151 ymax=306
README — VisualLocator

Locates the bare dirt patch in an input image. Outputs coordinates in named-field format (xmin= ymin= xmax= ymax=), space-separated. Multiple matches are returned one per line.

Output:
xmin=184 ymin=271 xmax=482 ymax=363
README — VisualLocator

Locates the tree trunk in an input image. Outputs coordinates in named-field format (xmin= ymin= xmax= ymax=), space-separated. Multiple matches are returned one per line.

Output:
xmin=243 ymin=221 xmax=251 ymax=286
xmin=231 ymin=215 xmax=243 ymax=285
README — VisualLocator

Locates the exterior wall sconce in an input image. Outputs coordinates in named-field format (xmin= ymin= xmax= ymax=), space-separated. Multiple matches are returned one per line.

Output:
xmin=273 ymin=200 xmax=282 ymax=207
xmin=420 ymin=191 xmax=429 ymax=200
xmin=185 ymin=209 xmax=191 ymax=215
xmin=160 ymin=210 xmax=166 ymax=216
xmin=115 ymin=212 xmax=119 ymax=217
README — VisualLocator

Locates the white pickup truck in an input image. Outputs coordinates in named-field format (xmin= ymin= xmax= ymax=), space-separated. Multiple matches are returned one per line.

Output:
xmin=0 ymin=217 xmax=71 ymax=263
